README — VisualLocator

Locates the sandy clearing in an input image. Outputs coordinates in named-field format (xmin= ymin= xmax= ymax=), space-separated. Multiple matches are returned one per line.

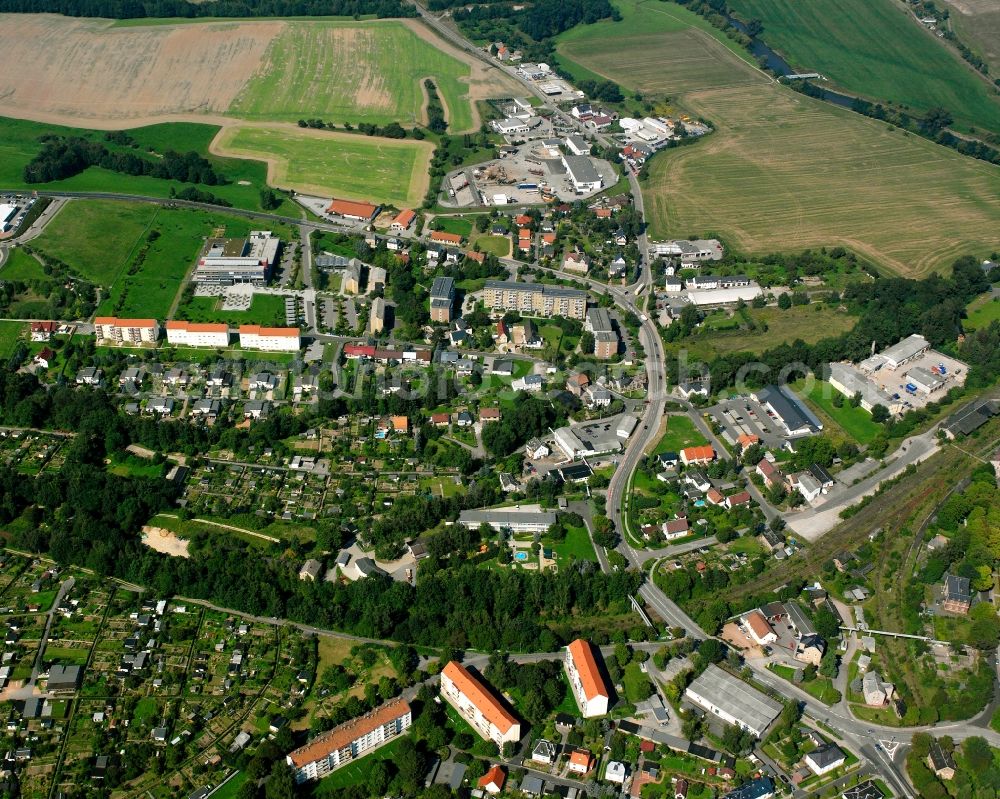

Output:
xmin=208 ymin=122 xmax=433 ymax=205
xmin=0 ymin=14 xmax=283 ymax=123
xmin=141 ymin=526 xmax=191 ymax=558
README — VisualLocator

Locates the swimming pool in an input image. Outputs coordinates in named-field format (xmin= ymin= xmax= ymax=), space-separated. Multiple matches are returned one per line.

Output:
xmin=514 ymin=551 xmax=529 ymax=561
xmin=694 ymin=499 xmax=706 ymax=507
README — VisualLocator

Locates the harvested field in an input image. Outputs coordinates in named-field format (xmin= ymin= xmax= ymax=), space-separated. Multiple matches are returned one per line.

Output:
xmin=643 ymin=84 xmax=1000 ymax=277
xmin=558 ymin=0 xmax=1000 ymax=277
xmin=0 ymin=15 xmax=515 ymax=133
xmin=944 ymin=0 xmax=1000 ymax=79
xmin=141 ymin=526 xmax=190 ymax=558
xmin=211 ymin=124 xmax=433 ymax=206
xmin=0 ymin=14 xmax=280 ymax=126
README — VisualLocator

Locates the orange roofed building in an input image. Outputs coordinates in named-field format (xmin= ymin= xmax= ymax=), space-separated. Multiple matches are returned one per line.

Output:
xmin=285 ymin=698 xmax=412 ymax=783
xmin=568 ymin=748 xmax=595 ymax=775
xmin=326 ymin=198 xmax=380 ymax=222
xmin=165 ymin=321 xmax=230 ymax=348
xmin=565 ymin=639 xmax=610 ymax=717
xmin=238 ymin=325 xmax=301 ymax=352
xmin=431 ymin=230 xmax=463 ymax=245
xmin=680 ymin=445 xmax=715 ymax=466
xmin=391 ymin=209 xmax=416 ymax=231
xmin=440 ymin=661 xmax=521 ymax=746
xmin=478 ymin=765 xmax=507 ymax=794
xmin=391 ymin=415 xmax=409 ymax=433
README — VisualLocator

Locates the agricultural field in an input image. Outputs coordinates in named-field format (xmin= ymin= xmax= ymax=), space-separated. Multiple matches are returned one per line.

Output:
xmin=0 ymin=15 xmax=513 ymax=134
xmin=230 ymin=20 xmax=511 ymax=132
xmin=726 ymin=0 xmax=1000 ymax=135
xmin=0 ymin=116 xmax=295 ymax=213
xmin=558 ymin=0 xmax=1000 ymax=277
xmin=557 ymin=0 xmax=767 ymax=95
xmin=212 ymin=124 xmax=433 ymax=206
xmin=944 ymin=0 xmax=1000 ymax=79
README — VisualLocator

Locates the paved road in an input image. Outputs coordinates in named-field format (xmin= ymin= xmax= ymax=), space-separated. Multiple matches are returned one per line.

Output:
xmin=5 ymin=577 xmax=76 ymax=702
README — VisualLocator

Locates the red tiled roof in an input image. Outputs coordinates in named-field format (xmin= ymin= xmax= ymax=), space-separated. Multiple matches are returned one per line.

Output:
xmin=431 ymin=230 xmax=463 ymax=244
xmin=326 ymin=198 xmax=379 ymax=219
xmin=393 ymin=209 xmax=416 ymax=227
xmin=166 ymin=321 xmax=228 ymax=333
xmin=442 ymin=661 xmax=518 ymax=734
xmin=239 ymin=325 xmax=299 ymax=338
xmin=567 ymin=639 xmax=609 ymax=701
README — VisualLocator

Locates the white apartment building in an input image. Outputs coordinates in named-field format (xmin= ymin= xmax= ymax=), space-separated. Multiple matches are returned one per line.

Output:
xmin=165 ymin=321 xmax=230 ymax=348
xmin=565 ymin=639 xmax=610 ymax=717
xmin=286 ymin=699 xmax=412 ymax=783
xmin=440 ymin=661 xmax=521 ymax=747
xmin=238 ymin=325 xmax=301 ymax=352
xmin=94 ymin=317 xmax=160 ymax=345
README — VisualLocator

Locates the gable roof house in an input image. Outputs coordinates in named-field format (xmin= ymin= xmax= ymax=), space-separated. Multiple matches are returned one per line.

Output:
xmin=942 ymin=574 xmax=972 ymax=614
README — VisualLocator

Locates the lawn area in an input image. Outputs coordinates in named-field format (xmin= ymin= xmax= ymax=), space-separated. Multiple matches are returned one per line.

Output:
xmin=544 ymin=524 xmax=598 ymax=567
xmin=726 ymin=0 xmax=1000 ymax=136
xmin=0 ymin=117 xmax=297 ymax=214
xmin=174 ymin=293 xmax=288 ymax=327
xmin=29 ymin=200 xmax=157 ymax=287
xmin=1 ymin=248 xmax=47 ymax=281
xmin=471 ymin=233 xmax=510 ymax=257
xmin=964 ymin=294 xmax=1000 ymax=332
xmin=210 ymin=773 xmax=247 ymax=799
xmin=801 ymin=676 xmax=842 ymax=705
xmin=314 ymin=737 xmax=409 ymax=793
xmin=229 ymin=20 xmax=495 ymax=132
xmin=212 ymin=124 xmax=434 ymax=207
xmin=108 ymin=454 xmax=165 ymax=479
xmin=557 ymin=2 xmax=1000 ymax=277
xmin=433 ymin=216 xmax=475 ymax=237
xmin=791 ymin=379 xmax=882 ymax=445
xmin=622 ymin=661 xmax=654 ymax=704
xmin=0 ymin=321 xmax=26 ymax=359
xmin=132 ymin=696 xmax=159 ymax=727
xmin=43 ymin=646 xmax=90 ymax=665
xmin=653 ymin=415 xmax=708 ymax=454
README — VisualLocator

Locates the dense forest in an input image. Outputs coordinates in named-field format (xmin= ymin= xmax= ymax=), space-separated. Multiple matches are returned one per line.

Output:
xmin=0 ymin=0 xmax=415 ymax=19
xmin=23 ymin=135 xmax=226 ymax=185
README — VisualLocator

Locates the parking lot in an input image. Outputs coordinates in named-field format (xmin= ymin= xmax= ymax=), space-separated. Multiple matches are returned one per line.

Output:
xmin=704 ymin=395 xmax=793 ymax=451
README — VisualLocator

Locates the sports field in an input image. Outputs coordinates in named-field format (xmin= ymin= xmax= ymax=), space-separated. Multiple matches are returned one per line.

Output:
xmin=557 ymin=1 xmax=1000 ymax=277
xmin=0 ymin=15 xmax=512 ymax=134
xmin=726 ymin=0 xmax=1000 ymax=135
xmin=211 ymin=125 xmax=433 ymax=206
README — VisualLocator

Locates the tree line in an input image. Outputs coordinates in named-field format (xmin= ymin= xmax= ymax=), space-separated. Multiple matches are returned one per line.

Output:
xmin=23 ymin=135 xmax=226 ymax=185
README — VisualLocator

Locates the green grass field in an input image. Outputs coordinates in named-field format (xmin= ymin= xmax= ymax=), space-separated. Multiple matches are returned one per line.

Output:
xmin=214 ymin=124 xmax=433 ymax=206
xmin=791 ymin=379 xmax=882 ymax=445
xmin=175 ymin=294 xmax=288 ymax=327
xmin=946 ymin=0 xmax=1000 ymax=81
xmin=727 ymin=0 xmax=1000 ymax=135
xmin=557 ymin=1 xmax=1000 ymax=277
xmin=964 ymin=294 xmax=1000 ymax=331
xmin=654 ymin=415 xmax=708 ymax=454
xmin=0 ymin=322 xmax=26 ymax=358
xmin=622 ymin=660 xmax=654 ymax=703
xmin=314 ymin=736 xmax=408 ymax=793
xmin=229 ymin=20 xmax=481 ymax=131
xmin=29 ymin=200 xmax=157 ymax=287
xmin=433 ymin=216 xmax=475 ymax=236
xmin=0 ymin=117 xmax=297 ymax=214
xmin=1 ymin=249 xmax=46 ymax=282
